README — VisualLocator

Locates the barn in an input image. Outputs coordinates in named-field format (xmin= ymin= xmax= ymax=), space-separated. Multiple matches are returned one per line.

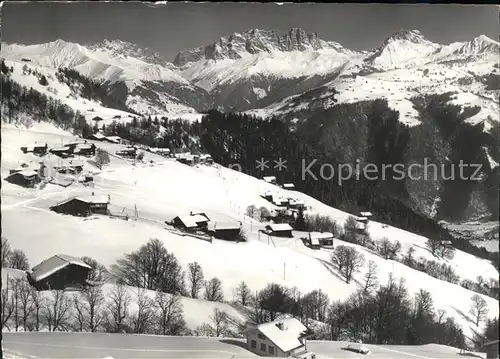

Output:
xmin=304 ymin=232 xmax=334 ymax=248
xmin=73 ymin=143 xmax=96 ymax=156
xmin=27 ymin=254 xmax=92 ymax=291
xmin=49 ymin=147 xmax=72 ymax=158
xmin=483 ymin=339 xmax=499 ymax=359
xmin=20 ymin=143 xmax=48 ymax=155
xmin=172 ymin=213 xmax=210 ymax=231
xmin=50 ymin=194 xmax=110 ymax=217
xmin=5 ymin=170 xmax=40 ymax=187
xmin=265 ymin=223 xmax=293 ymax=238
xmin=207 ymin=221 xmax=242 ymax=241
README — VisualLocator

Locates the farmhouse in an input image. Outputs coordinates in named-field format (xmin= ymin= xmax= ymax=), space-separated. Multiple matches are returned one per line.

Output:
xmin=20 ymin=143 xmax=48 ymax=155
xmin=304 ymin=232 xmax=334 ymax=249
xmin=50 ymin=194 xmax=110 ymax=217
xmin=245 ymin=318 xmax=315 ymax=359
xmin=49 ymin=147 xmax=72 ymax=158
xmin=483 ymin=339 xmax=499 ymax=359
xmin=116 ymin=146 xmax=137 ymax=158
xmin=172 ymin=213 xmax=210 ymax=231
xmin=207 ymin=221 xmax=242 ymax=241
xmin=5 ymin=170 xmax=40 ymax=187
xmin=263 ymin=176 xmax=277 ymax=184
xmin=266 ymin=223 xmax=293 ymax=238
xmin=73 ymin=143 xmax=96 ymax=156
xmin=27 ymin=254 xmax=92 ymax=291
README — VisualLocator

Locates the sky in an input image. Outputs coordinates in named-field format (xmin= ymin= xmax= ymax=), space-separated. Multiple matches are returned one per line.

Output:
xmin=2 ymin=2 xmax=498 ymax=62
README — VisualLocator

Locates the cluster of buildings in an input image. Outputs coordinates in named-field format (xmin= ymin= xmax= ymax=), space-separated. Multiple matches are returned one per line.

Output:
xmin=20 ymin=140 xmax=96 ymax=159
xmin=169 ymin=212 xmax=242 ymax=241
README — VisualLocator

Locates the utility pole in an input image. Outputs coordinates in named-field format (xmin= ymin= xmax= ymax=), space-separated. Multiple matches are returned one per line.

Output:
xmin=283 ymin=262 xmax=286 ymax=281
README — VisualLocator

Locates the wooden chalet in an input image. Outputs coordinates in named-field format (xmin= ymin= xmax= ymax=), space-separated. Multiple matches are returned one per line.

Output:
xmin=265 ymin=223 xmax=293 ymax=238
xmin=73 ymin=143 xmax=96 ymax=156
xmin=207 ymin=221 xmax=242 ymax=241
xmin=27 ymin=254 xmax=92 ymax=291
xmin=172 ymin=213 xmax=210 ymax=231
xmin=245 ymin=318 xmax=315 ymax=359
xmin=5 ymin=170 xmax=40 ymax=187
xmin=116 ymin=146 xmax=137 ymax=158
xmin=483 ymin=339 xmax=499 ymax=359
xmin=20 ymin=143 xmax=48 ymax=155
xmin=49 ymin=146 xmax=72 ymax=158
xmin=304 ymin=232 xmax=334 ymax=249
xmin=50 ymin=194 xmax=110 ymax=217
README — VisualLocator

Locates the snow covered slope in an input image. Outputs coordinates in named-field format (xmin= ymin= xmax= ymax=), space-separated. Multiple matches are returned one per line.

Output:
xmin=1 ymin=125 xmax=498 ymax=341
xmin=1 ymin=40 xmax=213 ymax=117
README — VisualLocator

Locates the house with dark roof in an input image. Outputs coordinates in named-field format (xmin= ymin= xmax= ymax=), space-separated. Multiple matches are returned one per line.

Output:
xmin=207 ymin=221 xmax=242 ymax=241
xmin=20 ymin=143 xmax=48 ymax=155
xmin=245 ymin=317 xmax=315 ymax=359
xmin=50 ymin=194 xmax=110 ymax=217
xmin=265 ymin=223 xmax=293 ymax=238
xmin=27 ymin=254 xmax=92 ymax=291
xmin=5 ymin=170 xmax=40 ymax=187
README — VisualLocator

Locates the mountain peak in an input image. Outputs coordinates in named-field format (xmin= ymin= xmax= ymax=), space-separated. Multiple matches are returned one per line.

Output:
xmin=383 ymin=29 xmax=428 ymax=45
xmin=87 ymin=39 xmax=167 ymax=65
xmin=173 ymin=28 xmax=341 ymax=67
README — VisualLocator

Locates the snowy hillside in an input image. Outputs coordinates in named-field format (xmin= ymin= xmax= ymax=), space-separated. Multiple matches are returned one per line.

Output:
xmin=1 ymin=125 xmax=498 ymax=342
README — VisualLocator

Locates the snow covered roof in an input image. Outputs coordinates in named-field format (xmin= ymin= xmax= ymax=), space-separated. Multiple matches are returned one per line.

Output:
xmin=92 ymin=133 xmax=106 ymax=139
xmin=22 ymin=143 xmax=46 ymax=149
xmin=310 ymin=237 xmax=320 ymax=245
xmin=8 ymin=170 xmax=38 ymax=178
xmin=30 ymin=254 xmax=91 ymax=282
xmin=52 ymin=195 xmax=110 ymax=207
xmin=360 ymin=211 xmax=373 ymax=217
xmin=75 ymin=144 xmax=92 ymax=150
xmin=207 ymin=221 xmax=241 ymax=231
xmin=308 ymin=232 xmax=335 ymax=240
xmin=356 ymin=216 xmax=368 ymax=222
xmin=256 ymin=318 xmax=308 ymax=353
xmin=283 ymin=183 xmax=295 ymax=188
xmin=267 ymin=223 xmax=293 ymax=232
xmin=106 ymin=136 xmax=121 ymax=141
xmin=263 ymin=176 xmax=277 ymax=182
xmin=51 ymin=146 xmax=71 ymax=152
xmin=176 ymin=214 xmax=210 ymax=228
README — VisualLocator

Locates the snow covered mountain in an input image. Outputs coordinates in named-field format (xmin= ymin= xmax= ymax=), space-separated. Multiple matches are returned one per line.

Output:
xmin=2 ymin=28 xmax=498 ymax=123
xmin=1 ymin=39 xmax=214 ymax=116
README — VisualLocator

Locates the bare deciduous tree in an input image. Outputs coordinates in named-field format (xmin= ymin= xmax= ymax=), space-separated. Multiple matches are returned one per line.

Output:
xmin=81 ymin=285 xmax=106 ymax=332
xmin=1 ymin=237 xmax=12 ymax=267
xmin=154 ymin=291 xmax=186 ymax=336
xmin=106 ymin=284 xmax=131 ymax=333
xmin=43 ymin=290 xmax=72 ymax=331
xmin=80 ymin=256 xmax=109 ymax=282
xmin=1 ymin=275 xmax=15 ymax=330
xmin=426 ymin=239 xmax=441 ymax=257
xmin=234 ymin=281 xmax=252 ymax=306
xmin=31 ymin=290 xmax=44 ymax=331
xmin=331 ymin=245 xmax=365 ymax=284
xmin=363 ymin=260 xmax=378 ymax=294
xmin=95 ymin=148 xmax=110 ymax=169
xmin=209 ymin=308 xmax=228 ymax=337
xmin=187 ymin=262 xmax=204 ymax=299
xmin=18 ymin=279 xmax=35 ymax=331
xmin=9 ymin=250 xmax=30 ymax=271
xmin=204 ymin=277 xmax=224 ymax=302
xmin=131 ymin=287 xmax=155 ymax=334
xmin=469 ymin=294 xmax=489 ymax=327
